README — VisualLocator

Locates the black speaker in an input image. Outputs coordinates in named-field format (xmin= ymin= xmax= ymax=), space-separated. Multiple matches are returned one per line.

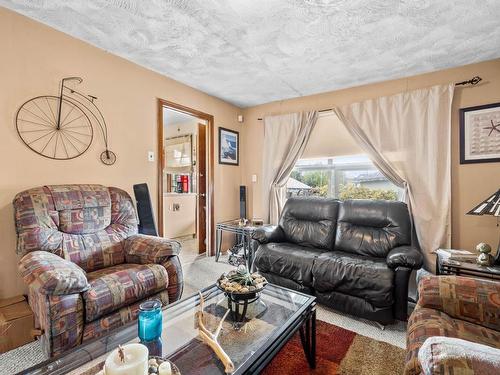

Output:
xmin=133 ymin=183 xmax=158 ymax=236
xmin=240 ymin=185 xmax=247 ymax=219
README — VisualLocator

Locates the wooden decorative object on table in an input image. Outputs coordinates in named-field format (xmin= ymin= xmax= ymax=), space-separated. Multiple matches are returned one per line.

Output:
xmin=117 ymin=345 xmax=125 ymax=363
xmin=196 ymin=292 xmax=235 ymax=373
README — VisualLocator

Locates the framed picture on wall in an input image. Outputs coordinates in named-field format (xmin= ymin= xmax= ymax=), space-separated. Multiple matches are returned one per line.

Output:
xmin=218 ymin=127 xmax=239 ymax=166
xmin=460 ymin=102 xmax=500 ymax=164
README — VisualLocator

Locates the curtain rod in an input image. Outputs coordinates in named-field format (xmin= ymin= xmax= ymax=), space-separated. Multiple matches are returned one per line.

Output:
xmin=256 ymin=76 xmax=482 ymax=120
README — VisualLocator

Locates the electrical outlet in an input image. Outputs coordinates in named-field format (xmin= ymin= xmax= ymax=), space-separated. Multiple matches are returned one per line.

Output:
xmin=148 ymin=151 xmax=155 ymax=162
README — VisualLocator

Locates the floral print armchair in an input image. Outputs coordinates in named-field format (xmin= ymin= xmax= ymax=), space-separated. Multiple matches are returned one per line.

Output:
xmin=14 ymin=184 xmax=183 ymax=357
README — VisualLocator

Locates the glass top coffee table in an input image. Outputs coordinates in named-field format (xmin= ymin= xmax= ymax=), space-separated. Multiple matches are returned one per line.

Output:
xmin=21 ymin=284 xmax=316 ymax=375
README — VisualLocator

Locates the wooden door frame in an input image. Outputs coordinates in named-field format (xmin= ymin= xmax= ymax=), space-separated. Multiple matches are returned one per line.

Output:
xmin=157 ymin=99 xmax=215 ymax=255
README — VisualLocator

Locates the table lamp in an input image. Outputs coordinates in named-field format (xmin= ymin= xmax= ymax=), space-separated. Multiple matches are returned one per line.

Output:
xmin=467 ymin=189 xmax=500 ymax=265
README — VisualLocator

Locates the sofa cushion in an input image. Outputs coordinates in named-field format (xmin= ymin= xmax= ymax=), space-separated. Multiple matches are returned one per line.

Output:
xmin=83 ymin=263 xmax=168 ymax=322
xmin=405 ymin=307 xmax=500 ymax=375
xmin=279 ymin=197 xmax=339 ymax=250
xmin=312 ymin=251 xmax=394 ymax=307
xmin=254 ymin=243 xmax=326 ymax=287
xmin=258 ymin=271 xmax=313 ymax=295
xmin=47 ymin=185 xmax=112 ymax=234
xmin=418 ymin=275 xmax=500 ymax=331
xmin=334 ymin=200 xmax=411 ymax=258
xmin=47 ymin=184 xmax=111 ymax=211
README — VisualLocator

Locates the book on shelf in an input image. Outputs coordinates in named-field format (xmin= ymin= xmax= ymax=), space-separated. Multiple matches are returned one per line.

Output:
xmin=435 ymin=248 xmax=477 ymax=263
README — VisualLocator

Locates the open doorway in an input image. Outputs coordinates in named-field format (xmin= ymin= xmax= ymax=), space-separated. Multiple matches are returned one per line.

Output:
xmin=157 ymin=100 xmax=214 ymax=264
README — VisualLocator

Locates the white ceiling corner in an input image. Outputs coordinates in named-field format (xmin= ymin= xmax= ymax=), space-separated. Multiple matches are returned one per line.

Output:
xmin=2 ymin=0 xmax=500 ymax=108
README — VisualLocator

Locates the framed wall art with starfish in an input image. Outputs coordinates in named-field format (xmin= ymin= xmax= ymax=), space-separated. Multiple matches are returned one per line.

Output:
xmin=460 ymin=102 xmax=500 ymax=164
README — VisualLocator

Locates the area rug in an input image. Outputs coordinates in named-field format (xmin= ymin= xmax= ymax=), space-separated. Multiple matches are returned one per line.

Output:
xmin=263 ymin=320 xmax=405 ymax=375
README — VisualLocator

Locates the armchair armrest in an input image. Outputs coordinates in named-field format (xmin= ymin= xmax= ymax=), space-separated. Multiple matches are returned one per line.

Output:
xmin=19 ymin=251 xmax=89 ymax=295
xmin=418 ymin=275 xmax=500 ymax=331
xmin=252 ymin=225 xmax=286 ymax=244
xmin=386 ymin=245 xmax=423 ymax=269
xmin=125 ymin=234 xmax=181 ymax=264
xmin=418 ymin=336 xmax=500 ymax=375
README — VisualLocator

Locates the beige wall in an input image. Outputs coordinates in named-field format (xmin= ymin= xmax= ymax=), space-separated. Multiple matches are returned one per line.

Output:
xmin=242 ymin=58 xmax=500 ymax=254
xmin=163 ymin=194 xmax=197 ymax=238
xmin=0 ymin=7 xmax=242 ymax=298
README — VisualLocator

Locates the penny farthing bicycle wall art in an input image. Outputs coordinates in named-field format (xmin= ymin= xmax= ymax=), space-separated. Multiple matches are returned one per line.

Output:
xmin=16 ymin=77 xmax=116 ymax=165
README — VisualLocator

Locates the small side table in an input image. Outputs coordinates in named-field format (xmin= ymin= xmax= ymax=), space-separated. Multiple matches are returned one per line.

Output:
xmin=436 ymin=253 xmax=500 ymax=281
xmin=215 ymin=220 xmax=270 ymax=270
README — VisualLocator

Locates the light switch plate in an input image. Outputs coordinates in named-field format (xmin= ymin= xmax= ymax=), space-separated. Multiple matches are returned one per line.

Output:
xmin=148 ymin=151 xmax=155 ymax=162
xmin=251 ymin=174 xmax=258 ymax=183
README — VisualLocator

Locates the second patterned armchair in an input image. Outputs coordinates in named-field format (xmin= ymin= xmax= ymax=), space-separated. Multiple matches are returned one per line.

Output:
xmin=405 ymin=275 xmax=500 ymax=374
xmin=14 ymin=184 xmax=183 ymax=357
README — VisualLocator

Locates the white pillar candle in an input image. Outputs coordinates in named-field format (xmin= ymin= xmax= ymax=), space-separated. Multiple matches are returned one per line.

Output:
xmin=158 ymin=361 xmax=172 ymax=375
xmin=104 ymin=343 xmax=149 ymax=375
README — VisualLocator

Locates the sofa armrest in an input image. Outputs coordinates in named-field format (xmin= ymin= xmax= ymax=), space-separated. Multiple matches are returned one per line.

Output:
xmin=418 ymin=275 xmax=500 ymax=331
xmin=19 ymin=251 xmax=89 ymax=295
xmin=252 ymin=226 xmax=286 ymax=244
xmin=161 ymin=256 xmax=184 ymax=303
xmin=418 ymin=336 xmax=500 ymax=375
xmin=125 ymin=234 xmax=181 ymax=264
xmin=386 ymin=245 xmax=423 ymax=269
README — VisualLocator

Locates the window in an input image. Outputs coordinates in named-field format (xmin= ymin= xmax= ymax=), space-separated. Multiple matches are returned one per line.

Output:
xmin=288 ymin=154 xmax=402 ymax=201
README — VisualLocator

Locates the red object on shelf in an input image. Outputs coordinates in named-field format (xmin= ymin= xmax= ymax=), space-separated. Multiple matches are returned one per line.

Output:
xmin=182 ymin=175 xmax=189 ymax=193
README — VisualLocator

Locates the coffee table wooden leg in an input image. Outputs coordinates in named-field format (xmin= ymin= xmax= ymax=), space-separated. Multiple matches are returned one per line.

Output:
xmin=299 ymin=308 xmax=316 ymax=369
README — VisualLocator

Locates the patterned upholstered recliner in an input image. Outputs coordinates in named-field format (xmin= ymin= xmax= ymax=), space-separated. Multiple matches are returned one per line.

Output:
xmin=405 ymin=275 xmax=500 ymax=374
xmin=14 ymin=184 xmax=183 ymax=357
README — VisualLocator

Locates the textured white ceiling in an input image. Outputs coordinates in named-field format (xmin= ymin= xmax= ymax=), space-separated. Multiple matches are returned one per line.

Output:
xmin=2 ymin=0 xmax=500 ymax=107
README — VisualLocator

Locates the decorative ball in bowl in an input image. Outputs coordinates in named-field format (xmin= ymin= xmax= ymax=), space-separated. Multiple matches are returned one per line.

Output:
xmin=148 ymin=357 xmax=181 ymax=375
xmin=217 ymin=265 xmax=268 ymax=301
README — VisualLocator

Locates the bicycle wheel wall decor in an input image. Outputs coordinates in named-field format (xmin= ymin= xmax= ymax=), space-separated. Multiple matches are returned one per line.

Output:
xmin=16 ymin=96 xmax=93 ymax=160
xmin=16 ymin=77 xmax=116 ymax=164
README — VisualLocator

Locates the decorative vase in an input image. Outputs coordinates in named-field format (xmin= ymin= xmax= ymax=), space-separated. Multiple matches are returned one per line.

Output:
xmin=138 ymin=300 xmax=163 ymax=342
xmin=476 ymin=243 xmax=493 ymax=266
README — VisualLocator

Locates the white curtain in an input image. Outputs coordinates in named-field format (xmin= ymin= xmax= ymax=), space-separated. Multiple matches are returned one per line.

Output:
xmin=262 ymin=111 xmax=319 ymax=224
xmin=334 ymin=84 xmax=454 ymax=271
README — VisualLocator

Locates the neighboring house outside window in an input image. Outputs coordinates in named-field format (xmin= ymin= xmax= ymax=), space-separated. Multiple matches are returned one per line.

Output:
xmin=288 ymin=154 xmax=402 ymax=201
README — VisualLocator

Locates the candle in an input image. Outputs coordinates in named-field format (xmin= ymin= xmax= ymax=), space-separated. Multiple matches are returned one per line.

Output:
xmin=138 ymin=300 xmax=163 ymax=342
xmin=104 ymin=343 xmax=149 ymax=375
xmin=158 ymin=361 xmax=172 ymax=375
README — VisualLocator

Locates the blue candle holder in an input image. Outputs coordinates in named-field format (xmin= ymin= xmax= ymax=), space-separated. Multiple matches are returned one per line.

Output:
xmin=138 ymin=299 xmax=162 ymax=342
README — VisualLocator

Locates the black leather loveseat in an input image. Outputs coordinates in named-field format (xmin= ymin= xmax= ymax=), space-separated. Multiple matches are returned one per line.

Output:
xmin=252 ymin=197 xmax=423 ymax=325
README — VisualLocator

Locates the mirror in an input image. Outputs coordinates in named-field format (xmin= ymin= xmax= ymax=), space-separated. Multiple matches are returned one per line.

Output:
xmin=164 ymin=135 xmax=193 ymax=172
